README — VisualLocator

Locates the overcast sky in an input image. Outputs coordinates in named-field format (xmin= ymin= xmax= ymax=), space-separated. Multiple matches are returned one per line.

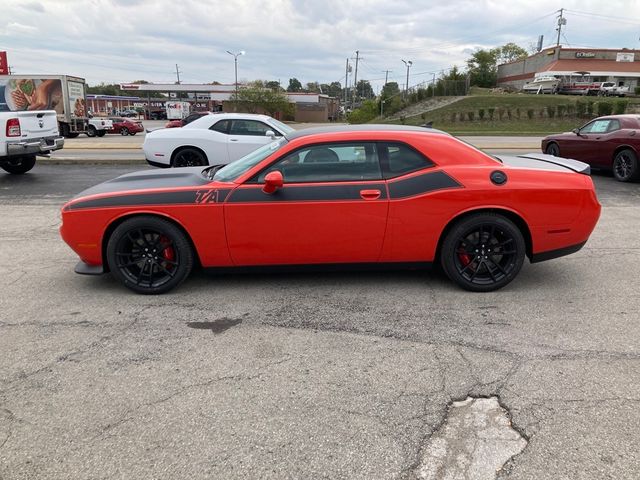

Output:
xmin=3 ymin=0 xmax=640 ymax=93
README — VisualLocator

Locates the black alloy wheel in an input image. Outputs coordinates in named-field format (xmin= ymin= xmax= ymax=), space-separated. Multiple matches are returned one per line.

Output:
xmin=86 ymin=125 xmax=97 ymax=137
xmin=1 ymin=155 xmax=36 ymax=174
xmin=440 ymin=213 xmax=525 ymax=292
xmin=106 ymin=216 xmax=194 ymax=294
xmin=96 ymin=130 xmax=106 ymax=137
xmin=172 ymin=148 xmax=207 ymax=167
xmin=612 ymin=149 xmax=639 ymax=182
xmin=545 ymin=143 xmax=560 ymax=156
xmin=120 ymin=127 xmax=129 ymax=136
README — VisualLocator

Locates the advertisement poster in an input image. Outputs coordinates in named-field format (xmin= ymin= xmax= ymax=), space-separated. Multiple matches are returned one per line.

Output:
xmin=0 ymin=51 xmax=7 ymax=75
xmin=67 ymin=80 xmax=86 ymax=117
xmin=0 ymin=77 xmax=64 ymax=113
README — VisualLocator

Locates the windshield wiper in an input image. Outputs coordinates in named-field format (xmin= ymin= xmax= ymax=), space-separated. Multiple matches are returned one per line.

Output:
xmin=205 ymin=165 xmax=224 ymax=180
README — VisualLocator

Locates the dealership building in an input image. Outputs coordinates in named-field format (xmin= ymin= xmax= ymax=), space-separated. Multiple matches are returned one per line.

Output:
xmin=497 ymin=47 xmax=640 ymax=91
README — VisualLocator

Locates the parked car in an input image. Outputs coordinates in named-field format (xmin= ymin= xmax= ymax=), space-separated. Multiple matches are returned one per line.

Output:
xmin=1 ymin=110 xmax=64 ymax=174
xmin=108 ymin=117 xmax=144 ymax=136
xmin=144 ymin=113 xmax=294 ymax=167
xmin=165 ymin=111 xmax=211 ymax=128
xmin=118 ymin=109 xmax=139 ymax=118
xmin=542 ymin=114 xmax=640 ymax=182
xmin=61 ymin=125 xmax=601 ymax=294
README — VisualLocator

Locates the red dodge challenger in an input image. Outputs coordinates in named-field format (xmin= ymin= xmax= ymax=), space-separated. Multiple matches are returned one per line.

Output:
xmin=60 ymin=126 xmax=601 ymax=294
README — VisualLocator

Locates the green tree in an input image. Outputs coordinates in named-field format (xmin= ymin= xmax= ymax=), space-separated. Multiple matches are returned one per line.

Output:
xmin=265 ymin=80 xmax=283 ymax=92
xmin=466 ymin=49 xmax=498 ymax=87
xmin=233 ymin=81 xmax=293 ymax=117
xmin=496 ymin=43 xmax=528 ymax=64
xmin=287 ymin=78 xmax=303 ymax=92
xmin=320 ymin=82 xmax=342 ymax=98
xmin=356 ymin=80 xmax=374 ymax=99
xmin=380 ymin=81 xmax=400 ymax=99
xmin=306 ymin=81 xmax=321 ymax=93
xmin=347 ymin=99 xmax=378 ymax=124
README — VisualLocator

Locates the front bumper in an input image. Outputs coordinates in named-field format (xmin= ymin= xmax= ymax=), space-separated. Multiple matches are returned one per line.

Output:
xmin=7 ymin=136 xmax=64 ymax=156
xmin=74 ymin=260 xmax=104 ymax=275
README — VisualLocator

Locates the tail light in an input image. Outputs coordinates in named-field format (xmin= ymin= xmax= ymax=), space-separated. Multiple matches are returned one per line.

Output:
xmin=6 ymin=118 xmax=21 ymax=137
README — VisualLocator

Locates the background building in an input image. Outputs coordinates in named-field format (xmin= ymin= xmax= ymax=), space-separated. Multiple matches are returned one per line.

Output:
xmin=498 ymin=47 xmax=640 ymax=91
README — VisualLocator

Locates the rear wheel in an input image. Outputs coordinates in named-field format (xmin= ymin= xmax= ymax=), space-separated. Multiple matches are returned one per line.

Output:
xmin=440 ymin=213 xmax=525 ymax=292
xmin=96 ymin=130 xmax=106 ymax=137
xmin=172 ymin=148 xmax=207 ymax=167
xmin=612 ymin=149 xmax=639 ymax=182
xmin=120 ymin=127 xmax=130 ymax=136
xmin=106 ymin=216 xmax=194 ymax=294
xmin=545 ymin=142 xmax=560 ymax=156
xmin=1 ymin=155 xmax=36 ymax=174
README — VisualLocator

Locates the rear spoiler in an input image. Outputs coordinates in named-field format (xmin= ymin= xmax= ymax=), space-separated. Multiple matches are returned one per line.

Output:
xmin=498 ymin=153 xmax=591 ymax=175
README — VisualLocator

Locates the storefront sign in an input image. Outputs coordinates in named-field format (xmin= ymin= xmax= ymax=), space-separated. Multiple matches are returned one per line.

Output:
xmin=0 ymin=52 xmax=8 ymax=75
xmin=575 ymin=52 xmax=596 ymax=58
xmin=616 ymin=52 xmax=635 ymax=62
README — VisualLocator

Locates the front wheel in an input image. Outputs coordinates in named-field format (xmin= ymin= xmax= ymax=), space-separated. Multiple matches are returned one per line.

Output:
xmin=612 ymin=149 xmax=639 ymax=182
xmin=106 ymin=216 xmax=194 ymax=294
xmin=86 ymin=125 xmax=97 ymax=137
xmin=1 ymin=155 xmax=36 ymax=174
xmin=545 ymin=143 xmax=560 ymax=156
xmin=440 ymin=213 xmax=526 ymax=292
xmin=172 ymin=148 xmax=207 ymax=167
xmin=96 ymin=130 xmax=106 ymax=137
xmin=120 ymin=127 xmax=129 ymax=136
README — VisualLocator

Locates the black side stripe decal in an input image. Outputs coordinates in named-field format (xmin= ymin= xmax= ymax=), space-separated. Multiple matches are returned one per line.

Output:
xmin=227 ymin=183 xmax=388 ymax=203
xmin=67 ymin=189 xmax=231 ymax=210
xmin=388 ymin=171 xmax=462 ymax=199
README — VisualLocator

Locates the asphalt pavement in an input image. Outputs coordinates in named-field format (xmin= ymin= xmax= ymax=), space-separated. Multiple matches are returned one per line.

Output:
xmin=0 ymin=161 xmax=639 ymax=479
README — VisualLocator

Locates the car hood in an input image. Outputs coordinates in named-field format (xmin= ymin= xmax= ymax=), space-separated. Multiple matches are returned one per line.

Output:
xmin=71 ymin=167 xmax=213 ymax=200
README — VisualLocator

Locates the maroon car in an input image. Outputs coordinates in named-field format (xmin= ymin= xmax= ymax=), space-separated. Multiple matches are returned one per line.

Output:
xmin=542 ymin=114 xmax=640 ymax=182
xmin=165 ymin=111 xmax=211 ymax=128
xmin=108 ymin=117 xmax=144 ymax=136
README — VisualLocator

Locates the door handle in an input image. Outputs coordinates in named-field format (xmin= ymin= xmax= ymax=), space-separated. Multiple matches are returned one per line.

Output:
xmin=230 ymin=138 xmax=239 ymax=142
xmin=360 ymin=189 xmax=381 ymax=200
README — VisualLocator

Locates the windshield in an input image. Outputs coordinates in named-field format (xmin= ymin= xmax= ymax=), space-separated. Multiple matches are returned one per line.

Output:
xmin=268 ymin=118 xmax=295 ymax=135
xmin=212 ymin=137 xmax=288 ymax=182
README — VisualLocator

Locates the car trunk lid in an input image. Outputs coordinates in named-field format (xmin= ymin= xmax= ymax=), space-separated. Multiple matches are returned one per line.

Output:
xmin=495 ymin=153 xmax=591 ymax=175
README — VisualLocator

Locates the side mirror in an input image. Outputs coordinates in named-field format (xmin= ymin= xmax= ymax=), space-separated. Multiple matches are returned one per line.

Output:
xmin=265 ymin=130 xmax=276 ymax=139
xmin=572 ymin=128 xmax=581 ymax=136
xmin=262 ymin=170 xmax=283 ymax=194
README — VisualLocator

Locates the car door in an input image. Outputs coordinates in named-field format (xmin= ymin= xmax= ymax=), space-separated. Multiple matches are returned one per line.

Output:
xmin=227 ymin=119 xmax=280 ymax=161
xmin=566 ymin=119 xmax=612 ymax=163
xmin=589 ymin=119 xmax=621 ymax=167
xmin=224 ymin=141 xmax=389 ymax=266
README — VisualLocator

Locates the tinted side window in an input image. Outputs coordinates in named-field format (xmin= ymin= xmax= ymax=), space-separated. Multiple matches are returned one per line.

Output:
xmin=254 ymin=142 xmax=382 ymax=183
xmin=380 ymin=142 xmax=433 ymax=178
xmin=210 ymin=119 xmax=230 ymax=133
xmin=581 ymin=120 xmax=611 ymax=134
xmin=230 ymin=120 xmax=273 ymax=136
xmin=608 ymin=119 xmax=621 ymax=132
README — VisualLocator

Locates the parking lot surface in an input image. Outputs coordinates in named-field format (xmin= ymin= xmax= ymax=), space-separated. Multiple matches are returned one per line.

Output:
xmin=0 ymin=165 xmax=638 ymax=479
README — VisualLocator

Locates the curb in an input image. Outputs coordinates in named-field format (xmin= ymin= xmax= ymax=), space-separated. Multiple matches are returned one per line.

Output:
xmin=39 ymin=158 xmax=147 ymax=165
xmin=63 ymin=144 xmax=141 ymax=150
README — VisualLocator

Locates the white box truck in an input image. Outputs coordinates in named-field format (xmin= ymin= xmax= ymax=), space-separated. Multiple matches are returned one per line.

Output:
xmin=166 ymin=101 xmax=190 ymax=120
xmin=0 ymin=75 xmax=88 ymax=138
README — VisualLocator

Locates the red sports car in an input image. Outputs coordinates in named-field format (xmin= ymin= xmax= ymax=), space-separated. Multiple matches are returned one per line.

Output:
xmin=542 ymin=114 xmax=640 ymax=182
xmin=108 ymin=117 xmax=144 ymax=136
xmin=60 ymin=126 xmax=601 ymax=294
xmin=165 ymin=112 xmax=211 ymax=128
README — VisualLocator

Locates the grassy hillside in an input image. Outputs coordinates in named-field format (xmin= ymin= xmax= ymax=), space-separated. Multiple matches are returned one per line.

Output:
xmin=379 ymin=91 xmax=640 ymax=135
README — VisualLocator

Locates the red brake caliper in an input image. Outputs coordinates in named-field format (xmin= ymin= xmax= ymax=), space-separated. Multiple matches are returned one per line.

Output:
xmin=159 ymin=235 xmax=175 ymax=269
xmin=457 ymin=250 xmax=471 ymax=267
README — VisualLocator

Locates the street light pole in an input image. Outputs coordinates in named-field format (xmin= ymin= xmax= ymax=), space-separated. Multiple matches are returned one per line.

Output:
xmin=226 ymin=50 xmax=245 ymax=108
xmin=402 ymin=59 xmax=412 ymax=99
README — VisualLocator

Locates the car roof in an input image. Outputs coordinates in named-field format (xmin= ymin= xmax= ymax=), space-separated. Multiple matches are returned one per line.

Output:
xmin=285 ymin=124 xmax=450 ymax=141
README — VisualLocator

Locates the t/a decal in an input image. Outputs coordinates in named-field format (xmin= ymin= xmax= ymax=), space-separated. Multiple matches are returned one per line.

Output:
xmin=195 ymin=189 xmax=221 ymax=204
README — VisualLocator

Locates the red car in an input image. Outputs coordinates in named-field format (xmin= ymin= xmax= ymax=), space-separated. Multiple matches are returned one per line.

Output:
xmin=542 ymin=114 xmax=640 ymax=182
xmin=60 ymin=126 xmax=601 ymax=294
xmin=108 ymin=117 xmax=144 ymax=136
xmin=165 ymin=112 xmax=211 ymax=128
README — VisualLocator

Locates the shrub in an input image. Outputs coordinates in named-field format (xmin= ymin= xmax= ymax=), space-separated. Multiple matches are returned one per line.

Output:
xmin=467 ymin=111 xmax=475 ymax=121
xmin=576 ymin=100 xmax=586 ymax=117
xmin=346 ymin=99 xmax=378 ymax=124
xmin=596 ymin=101 xmax=613 ymax=116
xmin=539 ymin=109 xmax=545 ymax=118
xmin=421 ymin=112 xmax=427 ymax=122
xmin=586 ymin=100 xmax=594 ymax=117
xmin=478 ymin=108 xmax=485 ymax=120
xmin=566 ymin=104 xmax=576 ymax=117
xmin=399 ymin=115 xmax=406 ymax=124
xmin=497 ymin=108 xmax=505 ymax=120
xmin=547 ymin=106 xmax=556 ymax=118
xmin=635 ymin=86 xmax=640 ymax=95
xmin=506 ymin=109 xmax=512 ymax=120
xmin=450 ymin=112 xmax=457 ymax=122
xmin=488 ymin=107 xmax=495 ymax=120
xmin=526 ymin=109 xmax=534 ymax=120
xmin=614 ymin=99 xmax=629 ymax=115
xmin=515 ymin=107 xmax=521 ymax=119
xmin=557 ymin=105 xmax=566 ymax=117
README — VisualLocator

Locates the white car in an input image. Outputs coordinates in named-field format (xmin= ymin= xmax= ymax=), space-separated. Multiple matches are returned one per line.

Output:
xmin=142 ymin=113 xmax=294 ymax=167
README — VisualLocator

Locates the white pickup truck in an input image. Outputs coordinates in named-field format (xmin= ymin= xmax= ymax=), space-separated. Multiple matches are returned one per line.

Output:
xmin=0 ymin=110 xmax=64 ymax=174
xmin=599 ymin=82 xmax=630 ymax=97
xmin=86 ymin=117 xmax=113 ymax=137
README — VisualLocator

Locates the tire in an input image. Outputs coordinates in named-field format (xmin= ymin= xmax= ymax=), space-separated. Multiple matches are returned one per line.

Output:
xmin=96 ymin=130 xmax=106 ymax=137
xmin=172 ymin=147 xmax=207 ymax=167
xmin=612 ymin=149 xmax=640 ymax=182
xmin=106 ymin=216 xmax=194 ymax=294
xmin=440 ymin=213 xmax=526 ymax=292
xmin=66 ymin=132 xmax=79 ymax=138
xmin=120 ymin=127 xmax=130 ymax=136
xmin=545 ymin=142 xmax=560 ymax=156
xmin=130 ymin=132 xmax=137 ymax=136
xmin=86 ymin=125 xmax=97 ymax=137
xmin=1 ymin=155 xmax=36 ymax=174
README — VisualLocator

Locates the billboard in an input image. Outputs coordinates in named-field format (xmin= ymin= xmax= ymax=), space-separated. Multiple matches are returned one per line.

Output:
xmin=0 ymin=77 xmax=85 ymax=118
xmin=0 ymin=52 xmax=7 ymax=75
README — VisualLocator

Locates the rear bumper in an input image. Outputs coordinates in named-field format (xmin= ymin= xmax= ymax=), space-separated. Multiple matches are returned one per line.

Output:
xmin=530 ymin=241 xmax=586 ymax=263
xmin=7 ymin=136 xmax=64 ymax=156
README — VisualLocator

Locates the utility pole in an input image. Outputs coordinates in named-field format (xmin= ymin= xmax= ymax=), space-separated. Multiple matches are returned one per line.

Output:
xmin=382 ymin=70 xmax=392 ymax=85
xmin=402 ymin=59 xmax=412 ymax=99
xmin=555 ymin=8 xmax=566 ymax=47
xmin=353 ymin=50 xmax=360 ymax=106
xmin=432 ymin=73 xmax=436 ymax=97
xmin=175 ymin=64 xmax=182 ymax=101
xmin=344 ymin=59 xmax=350 ymax=106
xmin=226 ymin=50 xmax=245 ymax=111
